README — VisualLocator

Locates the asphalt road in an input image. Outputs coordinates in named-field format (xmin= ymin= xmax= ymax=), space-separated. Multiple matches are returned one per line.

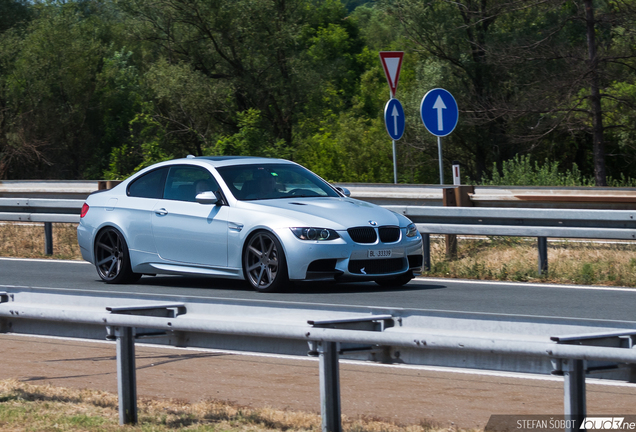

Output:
xmin=3 ymin=257 xmax=636 ymax=427
xmin=2 ymin=257 xmax=636 ymax=324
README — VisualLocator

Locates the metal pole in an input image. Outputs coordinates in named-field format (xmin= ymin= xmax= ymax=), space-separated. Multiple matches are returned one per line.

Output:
xmin=563 ymin=359 xmax=586 ymax=432
xmin=538 ymin=237 xmax=548 ymax=275
xmin=116 ymin=327 xmax=138 ymax=425
xmin=318 ymin=341 xmax=342 ymax=432
xmin=423 ymin=233 xmax=431 ymax=272
xmin=44 ymin=222 xmax=53 ymax=255
xmin=437 ymin=136 xmax=444 ymax=185
xmin=391 ymin=89 xmax=398 ymax=185
xmin=392 ymin=139 xmax=397 ymax=184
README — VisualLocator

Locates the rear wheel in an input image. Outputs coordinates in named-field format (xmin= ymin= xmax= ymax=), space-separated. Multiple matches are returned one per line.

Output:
xmin=94 ymin=227 xmax=141 ymax=284
xmin=243 ymin=231 xmax=288 ymax=293
xmin=375 ymin=271 xmax=413 ymax=287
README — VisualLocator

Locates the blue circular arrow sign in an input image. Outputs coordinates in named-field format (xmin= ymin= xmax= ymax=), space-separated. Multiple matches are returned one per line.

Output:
xmin=420 ymin=88 xmax=458 ymax=137
xmin=384 ymin=98 xmax=405 ymax=140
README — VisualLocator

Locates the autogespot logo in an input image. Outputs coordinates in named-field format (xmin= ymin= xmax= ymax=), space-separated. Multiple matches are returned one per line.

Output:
xmin=581 ymin=418 xmax=631 ymax=430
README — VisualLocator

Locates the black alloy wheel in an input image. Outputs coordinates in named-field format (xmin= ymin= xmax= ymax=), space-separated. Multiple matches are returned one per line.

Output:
xmin=94 ymin=227 xmax=141 ymax=284
xmin=243 ymin=231 xmax=288 ymax=293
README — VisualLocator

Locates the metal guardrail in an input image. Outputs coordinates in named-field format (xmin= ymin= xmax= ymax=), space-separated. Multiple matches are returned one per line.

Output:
xmin=0 ymin=198 xmax=83 ymax=223
xmin=4 ymin=180 xmax=636 ymax=208
xmin=0 ymin=198 xmax=83 ymax=255
xmin=337 ymin=183 xmax=636 ymax=210
xmin=384 ymin=205 xmax=636 ymax=275
xmin=1 ymin=287 xmax=635 ymax=431
xmin=1 ymin=193 xmax=635 ymax=271
xmin=0 ymin=180 xmax=99 ymax=199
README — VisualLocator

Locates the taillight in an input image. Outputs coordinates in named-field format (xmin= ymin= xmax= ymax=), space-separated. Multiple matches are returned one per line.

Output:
xmin=80 ymin=203 xmax=89 ymax=218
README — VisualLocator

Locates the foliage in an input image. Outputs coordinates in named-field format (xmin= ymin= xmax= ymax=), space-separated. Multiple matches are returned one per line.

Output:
xmin=0 ymin=0 xmax=30 ymax=34
xmin=478 ymin=155 xmax=636 ymax=187
xmin=479 ymin=155 xmax=592 ymax=186
xmin=2 ymin=0 xmax=636 ymax=186
xmin=295 ymin=110 xmax=393 ymax=182
xmin=383 ymin=0 xmax=636 ymax=185
xmin=212 ymin=109 xmax=290 ymax=160
xmin=0 ymin=1 xmax=141 ymax=179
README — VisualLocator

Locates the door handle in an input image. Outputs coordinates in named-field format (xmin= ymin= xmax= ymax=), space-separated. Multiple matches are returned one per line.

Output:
xmin=154 ymin=208 xmax=168 ymax=216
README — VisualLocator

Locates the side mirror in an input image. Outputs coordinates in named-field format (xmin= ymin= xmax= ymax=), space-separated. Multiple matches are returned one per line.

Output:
xmin=195 ymin=191 xmax=219 ymax=205
xmin=336 ymin=186 xmax=351 ymax=197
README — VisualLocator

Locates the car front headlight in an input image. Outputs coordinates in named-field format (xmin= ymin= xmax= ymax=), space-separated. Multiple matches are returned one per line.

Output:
xmin=290 ymin=227 xmax=340 ymax=241
xmin=406 ymin=223 xmax=419 ymax=237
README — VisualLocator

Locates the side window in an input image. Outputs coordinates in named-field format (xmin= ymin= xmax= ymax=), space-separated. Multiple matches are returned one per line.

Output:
xmin=163 ymin=166 xmax=219 ymax=202
xmin=127 ymin=167 xmax=168 ymax=199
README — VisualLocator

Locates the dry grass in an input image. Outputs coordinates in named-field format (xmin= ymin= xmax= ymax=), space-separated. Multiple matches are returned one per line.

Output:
xmin=427 ymin=236 xmax=636 ymax=287
xmin=0 ymin=222 xmax=81 ymax=260
xmin=0 ymin=380 xmax=471 ymax=432
xmin=1 ymin=223 xmax=635 ymax=287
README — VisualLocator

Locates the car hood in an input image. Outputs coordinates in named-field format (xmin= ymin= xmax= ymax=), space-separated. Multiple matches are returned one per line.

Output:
xmin=236 ymin=197 xmax=409 ymax=230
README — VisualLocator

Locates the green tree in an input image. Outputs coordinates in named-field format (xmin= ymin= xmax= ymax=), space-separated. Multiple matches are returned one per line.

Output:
xmin=116 ymin=0 xmax=365 ymax=161
xmin=385 ymin=0 xmax=636 ymax=185
xmin=0 ymin=1 xmax=143 ymax=179
xmin=0 ymin=0 xmax=30 ymax=34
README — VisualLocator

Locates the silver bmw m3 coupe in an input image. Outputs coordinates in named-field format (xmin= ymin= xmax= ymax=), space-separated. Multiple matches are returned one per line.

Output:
xmin=77 ymin=156 xmax=424 ymax=292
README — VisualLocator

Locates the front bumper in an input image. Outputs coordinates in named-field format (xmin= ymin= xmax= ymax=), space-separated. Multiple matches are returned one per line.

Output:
xmin=278 ymin=227 xmax=424 ymax=281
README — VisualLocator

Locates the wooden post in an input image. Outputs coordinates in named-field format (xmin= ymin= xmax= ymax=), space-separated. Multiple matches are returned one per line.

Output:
xmin=443 ymin=186 xmax=474 ymax=260
xmin=442 ymin=188 xmax=458 ymax=260
xmin=454 ymin=185 xmax=474 ymax=208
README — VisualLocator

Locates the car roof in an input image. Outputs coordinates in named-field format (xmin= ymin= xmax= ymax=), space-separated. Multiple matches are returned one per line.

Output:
xmin=125 ymin=156 xmax=298 ymax=183
xmin=180 ymin=156 xmax=294 ymax=168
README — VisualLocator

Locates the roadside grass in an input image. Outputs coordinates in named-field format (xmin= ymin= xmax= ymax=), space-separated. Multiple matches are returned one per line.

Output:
xmin=1 ymin=222 xmax=635 ymax=287
xmin=426 ymin=236 xmax=636 ymax=287
xmin=0 ymin=222 xmax=81 ymax=260
xmin=0 ymin=379 xmax=464 ymax=432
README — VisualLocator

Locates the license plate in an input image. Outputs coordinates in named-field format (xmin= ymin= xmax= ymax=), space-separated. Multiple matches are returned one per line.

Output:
xmin=368 ymin=249 xmax=392 ymax=259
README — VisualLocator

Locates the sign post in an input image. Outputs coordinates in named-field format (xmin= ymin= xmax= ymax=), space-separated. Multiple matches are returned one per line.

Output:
xmin=379 ymin=51 xmax=404 ymax=184
xmin=420 ymin=88 xmax=459 ymax=185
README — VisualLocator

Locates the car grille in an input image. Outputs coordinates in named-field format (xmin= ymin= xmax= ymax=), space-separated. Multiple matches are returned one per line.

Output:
xmin=307 ymin=259 xmax=337 ymax=272
xmin=348 ymin=258 xmax=406 ymax=275
xmin=347 ymin=227 xmax=377 ymax=244
xmin=306 ymin=259 xmax=343 ymax=280
xmin=408 ymin=254 xmax=424 ymax=268
xmin=379 ymin=226 xmax=400 ymax=243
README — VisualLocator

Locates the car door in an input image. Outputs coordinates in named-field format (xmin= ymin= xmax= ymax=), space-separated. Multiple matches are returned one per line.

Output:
xmin=152 ymin=165 xmax=229 ymax=267
xmin=121 ymin=166 xmax=169 ymax=255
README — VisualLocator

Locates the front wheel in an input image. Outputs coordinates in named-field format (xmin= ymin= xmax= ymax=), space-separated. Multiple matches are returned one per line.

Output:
xmin=375 ymin=271 xmax=413 ymax=287
xmin=243 ymin=231 xmax=288 ymax=293
xmin=94 ymin=227 xmax=141 ymax=284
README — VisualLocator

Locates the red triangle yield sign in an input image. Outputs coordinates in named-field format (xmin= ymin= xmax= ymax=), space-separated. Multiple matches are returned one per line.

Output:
xmin=379 ymin=51 xmax=404 ymax=98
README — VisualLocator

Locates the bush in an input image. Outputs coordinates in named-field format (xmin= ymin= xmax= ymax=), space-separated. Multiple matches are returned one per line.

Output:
xmin=478 ymin=155 xmax=636 ymax=187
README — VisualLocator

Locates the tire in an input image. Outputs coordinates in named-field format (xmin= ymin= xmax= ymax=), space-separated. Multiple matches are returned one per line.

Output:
xmin=375 ymin=271 xmax=413 ymax=287
xmin=243 ymin=231 xmax=288 ymax=293
xmin=94 ymin=227 xmax=141 ymax=284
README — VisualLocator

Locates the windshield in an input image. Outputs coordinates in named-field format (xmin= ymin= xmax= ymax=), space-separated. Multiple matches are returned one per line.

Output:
xmin=216 ymin=163 xmax=340 ymax=201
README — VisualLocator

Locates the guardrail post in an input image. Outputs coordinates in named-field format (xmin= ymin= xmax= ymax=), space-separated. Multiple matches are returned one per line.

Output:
xmin=44 ymin=222 xmax=53 ymax=255
xmin=308 ymin=315 xmax=392 ymax=432
xmin=563 ymin=359 xmax=586 ymax=431
xmin=423 ymin=233 xmax=431 ymax=272
xmin=318 ymin=341 xmax=342 ymax=432
xmin=105 ymin=303 xmax=185 ymax=425
xmin=114 ymin=326 xmax=138 ymax=425
xmin=538 ymin=237 xmax=548 ymax=275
